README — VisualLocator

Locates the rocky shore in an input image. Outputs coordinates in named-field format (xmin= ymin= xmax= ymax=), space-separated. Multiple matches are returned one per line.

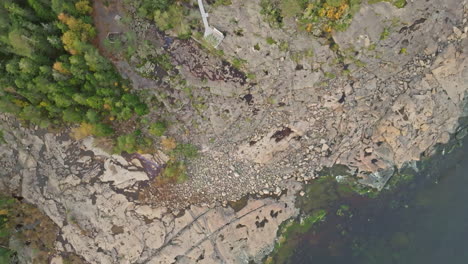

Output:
xmin=0 ymin=0 xmax=467 ymax=263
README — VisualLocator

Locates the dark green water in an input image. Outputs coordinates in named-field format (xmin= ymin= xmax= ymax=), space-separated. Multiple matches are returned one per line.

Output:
xmin=286 ymin=133 xmax=468 ymax=264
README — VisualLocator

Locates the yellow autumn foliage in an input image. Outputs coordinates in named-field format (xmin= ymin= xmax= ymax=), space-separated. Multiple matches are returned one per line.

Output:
xmin=12 ymin=99 xmax=29 ymax=107
xmin=61 ymin=31 xmax=79 ymax=54
xmin=70 ymin=123 xmax=94 ymax=140
xmin=302 ymin=0 xmax=352 ymax=35
xmin=161 ymin=137 xmax=177 ymax=151
xmin=57 ymin=13 xmax=95 ymax=54
xmin=75 ymin=0 xmax=93 ymax=15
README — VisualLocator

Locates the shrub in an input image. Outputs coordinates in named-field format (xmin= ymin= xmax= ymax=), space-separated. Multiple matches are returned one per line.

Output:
xmin=134 ymin=103 xmax=149 ymax=116
xmin=172 ymin=143 xmax=199 ymax=159
xmin=231 ymin=58 xmax=247 ymax=69
xmin=113 ymin=130 xmax=154 ymax=154
xmin=149 ymin=121 xmax=167 ymax=137
xmin=153 ymin=5 xmax=190 ymax=37
xmin=162 ymin=161 xmax=188 ymax=183
xmin=92 ymin=123 xmax=114 ymax=137
xmin=368 ymin=0 xmax=406 ymax=8
xmin=380 ymin=27 xmax=390 ymax=40
xmin=257 ymin=0 xmax=363 ymax=36
xmin=0 ymin=130 xmax=5 ymax=144
xmin=213 ymin=0 xmax=233 ymax=8
xmin=260 ymin=0 xmax=284 ymax=28
xmin=137 ymin=0 xmax=171 ymax=18
xmin=115 ymin=133 xmax=137 ymax=153
xmin=62 ymin=108 xmax=82 ymax=123
xmin=266 ymin=37 xmax=277 ymax=45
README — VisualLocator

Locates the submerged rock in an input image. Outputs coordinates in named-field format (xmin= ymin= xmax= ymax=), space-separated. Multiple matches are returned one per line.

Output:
xmin=0 ymin=0 xmax=467 ymax=262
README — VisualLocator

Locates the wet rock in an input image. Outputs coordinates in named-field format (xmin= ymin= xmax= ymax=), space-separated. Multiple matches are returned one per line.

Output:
xmin=0 ymin=0 xmax=467 ymax=262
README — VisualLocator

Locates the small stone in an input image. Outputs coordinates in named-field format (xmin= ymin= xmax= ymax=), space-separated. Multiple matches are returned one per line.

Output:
xmin=299 ymin=191 xmax=305 ymax=196
xmin=274 ymin=187 xmax=281 ymax=195
xmin=453 ymin=26 xmax=462 ymax=37
xmin=262 ymin=189 xmax=270 ymax=195
xmin=50 ymin=256 xmax=63 ymax=264
xmin=321 ymin=144 xmax=329 ymax=152
xmin=78 ymin=156 xmax=91 ymax=163
xmin=131 ymin=159 xmax=142 ymax=168
xmin=439 ymin=132 xmax=450 ymax=144
xmin=420 ymin=123 xmax=430 ymax=131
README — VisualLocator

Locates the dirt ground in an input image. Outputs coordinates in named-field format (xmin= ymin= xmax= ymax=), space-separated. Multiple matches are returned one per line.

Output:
xmin=92 ymin=0 xmax=128 ymax=59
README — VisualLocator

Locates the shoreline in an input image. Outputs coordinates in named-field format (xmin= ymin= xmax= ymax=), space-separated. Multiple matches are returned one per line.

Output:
xmin=270 ymin=116 xmax=468 ymax=263
xmin=0 ymin=0 xmax=467 ymax=263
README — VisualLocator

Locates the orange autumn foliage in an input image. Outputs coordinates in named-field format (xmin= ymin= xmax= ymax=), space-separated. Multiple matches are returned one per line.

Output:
xmin=53 ymin=62 xmax=70 ymax=74
xmin=57 ymin=13 xmax=95 ymax=54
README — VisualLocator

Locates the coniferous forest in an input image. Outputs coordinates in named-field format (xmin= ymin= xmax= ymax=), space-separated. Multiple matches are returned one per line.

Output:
xmin=0 ymin=0 xmax=148 ymax=137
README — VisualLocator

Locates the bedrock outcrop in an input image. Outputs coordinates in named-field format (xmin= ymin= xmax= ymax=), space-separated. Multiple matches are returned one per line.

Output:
xmin=0 ymin=0 xmax=467 ymax=263
xmin=0 ymin=119 xmax=300 ymax=264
